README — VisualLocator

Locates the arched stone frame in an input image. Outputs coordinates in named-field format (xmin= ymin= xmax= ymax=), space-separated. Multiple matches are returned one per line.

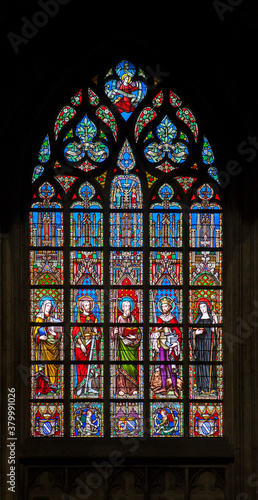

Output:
xmin=4 ymin=49 xmax=258 ymax=499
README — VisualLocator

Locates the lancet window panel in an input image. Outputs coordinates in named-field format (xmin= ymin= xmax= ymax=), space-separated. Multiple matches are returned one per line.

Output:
xmin=29 ymin=58 xmax=223 ymax=439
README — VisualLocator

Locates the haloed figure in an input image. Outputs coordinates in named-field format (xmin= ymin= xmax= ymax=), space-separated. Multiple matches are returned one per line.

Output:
xmin=111 ymin=297 xmax=141 ymax=396
xmin=33 ymin=297 xmax=62 ymax=396
xmin=72 ymin=296 xmax=101 ymax=397
xmin=191 ymin=299 xmax=218 ymax=396
xmin=152 ymin=296 xmax=182 ymax=397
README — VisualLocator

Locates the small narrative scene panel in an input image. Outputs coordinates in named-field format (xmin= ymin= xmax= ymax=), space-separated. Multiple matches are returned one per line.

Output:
xmin=110 ymin=289 xmax=143 ymax=323
xmin=71 ymin=402 xmax=104 ymax=437
xmin=31 ymin=322 xmax=64 ymax=361
xmin=149 ymin=289 xmax=183 ymax=324
xmin=70 ymin=289 xmax=104 ymax=323
xmin=30 ymin=250 xmax=63 ymax=286
xmin=149 ymin=210 xmax=182 ymax=248
xmin=149 ymin=364 xmax=183 ymax=399
xmin=150 ymin=402 xmax=184 ymax=437
xmin=71 ymin=364 xmax=103 ymax=399
xmin=189 ymin=290 xmax=223 ymax=324
xmin=189 ymin=402 xmax=223 ymax=437
xmin=110 ymin=174 xmax=143 ymax=209
xmin=150 ymin=250 xmax=182 ymax=286
xmin=30 ymin=290 xmax=64 ymax=322
xmin=189 ymin=250 xmax=222 ymax=286
xmin=189 ymin=364 xmax=223 ymax=399
xmin=110 ymin=326 xmax=143 ymax=361
xmin=110 ymin=364 xmax=144 ymax=399
xmin=70 ymin=210 xmax=103 ymax=247
xmin=31 ymin=402 xmax=64 ymax=437
xmin=30 ymin=210 xmax=63 ymax=247
xmin=189 ymin=210 xmax=222 ymax=248
xmin=70 ymin=250 xmax=103 ymax=285
xmin=189 ymin=327 xmax=222 ymax=362
xmin=110 ymin=212 xmax=143 ymax=247
xmin=110 ymin=251 xmax=143 ymax=285
xmin=31 ymin=364 xmax=64 ymax=399
xmin=71 ymin=326 xmax=103 ymax=361
xmin=110 ymin=402 xmax=144 ymax=438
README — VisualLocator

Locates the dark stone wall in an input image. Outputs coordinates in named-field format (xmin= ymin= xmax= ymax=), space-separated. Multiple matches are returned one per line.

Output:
xmin=1 ymin=1 xmax=258 ymax=498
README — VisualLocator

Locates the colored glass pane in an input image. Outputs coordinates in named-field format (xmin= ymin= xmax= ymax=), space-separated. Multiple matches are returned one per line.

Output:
xmin=117 ymin=140 xmax=135 ymax=172
xmin=30 ymin=250 xmax=64 ymax=285
xmin=110 ymin=175 xmax=142 ymax=209
xmin=150 ymin=402 xmax=184 ymax=437
xmin=144 ymin=116 xmax=189 ymax=165
xmin=109 ymin=289 xmax=143 ymax=323
xmin=110 ymin=251 xmax=143 ymax=285
xmin=54 ymin=106 xmax=76 ymax=139
xmin=189 ymin=403 xmax=223 ymax=437
xmin=64 ymin=114 xmax=109 ymax=164
xmin=71 ymin=403 xmax=103 ymax=437
xmin=30 ymin=211 xmax=63 ymax=247
xmin=110 ymin=213 xmax=143 ymax=247
xmin=169 ymin=91 xmax=182 ymax=107
xmin=70 ymin=250 xmax=103 ymax=285
xmin=135 ymin=107 xmax=157 ymax=141
xmin=176 ymin=107 xmax=198 ymax=141
xmin=32 ymin=165 xmax=44 ymax=182
xmin=189 ymin=210 xmax=223 ymax=248
xmin=71 ymin=364 xmax=104 ymax=399
xmin=31 ymin=403 xmax=64 ymax=437
xmin=152 ymin=90 xmax=164 ymax=108
xmin=110 ymin=364 xmax=144 ymax=399
xmin=31 ymin=325 xmax=64 ymax=362
xmin=55 ymin=175 xmax=77 ymax=192
xmin=70 ymin=289 xmax=104 ymax=323
xmin=71 ymin=89 xmax=82 ymax=107
xmin=149 ymin=365 xmax=183 ymax=399
xmin=70 ymin=327 xmax=103 ymax=361
xmin=70 ymin=209 xmax=103 ymax=247
xmin=38 ymin=135 xmax=50 ymax=163
xmin=96 ymin=105 xmax=117 ymax=141
xmin=150 ymin=251 xmax=183 ymax=286
xmin=189 ymin=250 xmax=222 ymax=286
xmin=150 ymin=289 xmax=183 ymax=324
xmin=189 ymin=364 xmax=223 ymax=400
xmin=189 ymin=289 xmax=223 ymax=324
xmin=105 ymin=60 xmax=147 ymax=121
xmin=150 ymin=211 xmax=182 ymax=247
xmin=202 ymin=136 xmax=215 ymax=164
xmin=110 ymin=402 xmax=144 ymax=437
xmin=175 ymin=176 xmax=197 ymax=192
xmin=31 ymin=364 xmax=64 ymax=399
xmin=110 ymin=327 xmax=143 ymax=361
xmin=88 ymin=88 xmax=99 ymax=106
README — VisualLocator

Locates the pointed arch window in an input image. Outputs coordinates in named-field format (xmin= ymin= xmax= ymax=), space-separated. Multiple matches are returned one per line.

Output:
xmin=30 ymin=60 xmax=223 ymax=438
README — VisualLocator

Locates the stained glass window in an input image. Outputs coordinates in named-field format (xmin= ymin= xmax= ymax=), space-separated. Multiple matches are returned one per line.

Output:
xmin=30 ymin=59 xmax=223 ymax=438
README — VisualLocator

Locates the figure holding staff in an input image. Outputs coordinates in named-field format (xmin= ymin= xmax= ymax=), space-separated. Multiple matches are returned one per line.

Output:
xmin=191 ymin=298 xmax=218 ymax=396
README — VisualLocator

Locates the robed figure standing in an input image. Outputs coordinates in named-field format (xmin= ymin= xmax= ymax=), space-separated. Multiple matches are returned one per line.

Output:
xmin=111 ymin=297 xmax=141 ymax=396
xmin=191 ymin=299 xmax=218 ymax=396
xmin=72 ymin=296 xmax=101 ymax=397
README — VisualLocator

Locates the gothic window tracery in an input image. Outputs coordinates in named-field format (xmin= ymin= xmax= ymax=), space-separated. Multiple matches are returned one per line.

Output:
xmin=30 ymin=59 xmax=223 ymax=438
